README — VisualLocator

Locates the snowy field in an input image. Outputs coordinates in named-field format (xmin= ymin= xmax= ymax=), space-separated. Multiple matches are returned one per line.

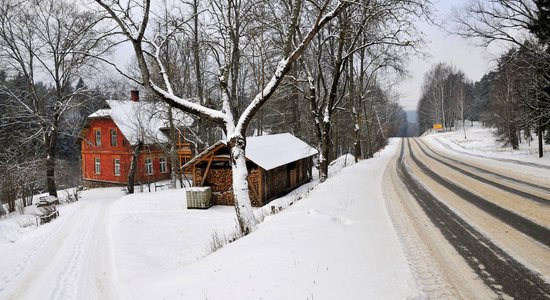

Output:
xmin=0 ymin=140 xmax=423 ymax=299
xmin=424 ymin=122 xmax=550 ymax=167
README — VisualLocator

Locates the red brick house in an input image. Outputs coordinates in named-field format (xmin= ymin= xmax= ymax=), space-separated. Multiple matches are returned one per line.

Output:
xmin=80 ymin=92 xmax=194 ymax=187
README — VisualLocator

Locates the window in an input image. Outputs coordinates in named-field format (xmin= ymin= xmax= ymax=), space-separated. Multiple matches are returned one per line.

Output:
xmin=145 ymin=158 xmax=153 ymax=175
xmin=94 ymin=157 xmax=101 ymax=174
xmin=159 ymin=157 xmax=167 ymax=173
xmin=94 ymin=129 xmax=101 ymax=146
xmin=114 ymin=159 xmax=120 ymax=176
xmin=110 ymin=129 xmax=117 ymax=146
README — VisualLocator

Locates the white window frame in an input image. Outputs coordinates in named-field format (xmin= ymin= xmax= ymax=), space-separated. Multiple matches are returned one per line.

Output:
xmin=145 ymin=158 xmax=153 ymax=175
xmin=95 ymin=129 xmax=101 ymax=146
xmin=114 ymin=158 xmax=121 ymax=176
xmin=94 ymin=157 xmax=101 ymax=174
xmin=159 ymin=157 xmax=167 ymax=173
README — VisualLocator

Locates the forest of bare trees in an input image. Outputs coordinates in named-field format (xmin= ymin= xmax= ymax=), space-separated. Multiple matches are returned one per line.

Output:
xmin=0 ymin=0 xmax=425 ymax=233
xmin=90 ymin=0 xmax=431 ymax=233
xmin=454 ymin=0 xmax=550 ymax=157
xmin=418 ymin=0 xmax=549 ymax=158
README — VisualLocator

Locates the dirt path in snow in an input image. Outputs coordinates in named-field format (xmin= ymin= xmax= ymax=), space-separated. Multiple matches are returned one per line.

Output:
xmin=0 ymin=188 xmax=125 ymax=300
xmin=386 ymin=138 xmax=550 ymax=299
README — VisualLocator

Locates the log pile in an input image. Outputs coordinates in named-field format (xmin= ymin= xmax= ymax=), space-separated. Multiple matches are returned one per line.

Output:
xmin=213 ymin=191 xmax=234 ymax=205
xmin=198 ymin=167 xmax=263 ymax=207
xmin=206 ymin=168 xmax=232 ymax=192
xmin=204 ymin=168 xmax=233 ymax=205
xmin=248 ymin=168 xmax=261 ymax=206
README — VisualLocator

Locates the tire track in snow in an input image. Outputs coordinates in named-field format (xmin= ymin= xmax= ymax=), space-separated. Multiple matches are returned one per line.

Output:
xmin=383 ymin=153 xmax=461 ymax=299
xmin=400 ymin=138 xmax=550 ymax=299
xmin=408 ymin=138 xmax=550 ymax=248
xmin=51 ymin=214 xmax=94 ymax=300
xmin=416 ymin=138 xmax=550 ymax=203
xmin=1 ymin=192 xmax=123 ymax=300
xmin=0 ymin=201 xmax=84 ymax=296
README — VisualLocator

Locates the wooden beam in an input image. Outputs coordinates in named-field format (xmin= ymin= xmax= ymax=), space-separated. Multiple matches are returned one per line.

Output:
xmin=258 ymin=168 xmax=264 ymax=205
xmin=200 ymin=155 xmax=214 ymax=187
xmin=192 ymin=165 xmax=197 ymax=186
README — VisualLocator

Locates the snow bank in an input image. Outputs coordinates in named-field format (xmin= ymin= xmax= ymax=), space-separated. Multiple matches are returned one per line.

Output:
xmin=425 ymin=122 xmax=550 ymax=166
xmin=113 ymin=140 xmax=420 ymax=299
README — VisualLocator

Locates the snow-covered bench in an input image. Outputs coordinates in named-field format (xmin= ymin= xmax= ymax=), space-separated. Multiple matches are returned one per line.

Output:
xmin=154 ymin=182 xmax=170 ymax=191
xmin=38 ymin=195 xmax=59 ymax=205
xmin=34 ymin=197 xmax=59 ymax=226
xmin=35 ymin=208 xmax=59 ymax=226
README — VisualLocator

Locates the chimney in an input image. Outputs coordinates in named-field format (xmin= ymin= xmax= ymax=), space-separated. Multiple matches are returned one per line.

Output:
xmin=130 ymin=90 xmax=139 ymax=102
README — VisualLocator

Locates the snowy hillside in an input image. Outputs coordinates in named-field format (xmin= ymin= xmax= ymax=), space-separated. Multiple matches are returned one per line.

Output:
xmin=0 ymin=141 xmax=422 ymax=299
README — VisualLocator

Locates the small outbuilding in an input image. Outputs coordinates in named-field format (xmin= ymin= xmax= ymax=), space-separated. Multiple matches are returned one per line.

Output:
xmin=184 ymin=133 xmax=318 ymax=207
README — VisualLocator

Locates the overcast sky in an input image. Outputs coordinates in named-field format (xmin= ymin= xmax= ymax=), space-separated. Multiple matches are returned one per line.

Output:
xmin=397 ymin=0 xmax=503 ymax=111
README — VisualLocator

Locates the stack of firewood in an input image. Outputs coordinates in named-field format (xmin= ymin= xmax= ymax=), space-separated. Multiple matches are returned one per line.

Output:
xmin=206 ymin=168 xmax=232 ymax=191
xmin=247 ymin=168 xmax=261 ymax=206
xmin=200 ymin=167 xmax=264 ymax=207
xmin=213 ymin=190 xmax=234 ymax=205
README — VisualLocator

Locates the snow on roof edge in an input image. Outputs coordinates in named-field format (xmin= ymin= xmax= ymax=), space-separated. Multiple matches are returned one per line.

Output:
xmin=183 ymin=133 xmax=318 ymax=171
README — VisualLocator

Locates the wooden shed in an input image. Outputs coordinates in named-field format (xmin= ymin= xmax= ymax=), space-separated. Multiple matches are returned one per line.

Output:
xmin=184 ymin=133 xmax=318 ymax=207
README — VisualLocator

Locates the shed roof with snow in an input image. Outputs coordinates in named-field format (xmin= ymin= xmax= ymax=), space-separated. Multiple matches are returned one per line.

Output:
xmin=88 ymin=100 xmax=193 ymax=145
xmin=185 ymin=133 xmax=318 ymax=171
xmin=245 ymin=133 xmax=318 ymax=170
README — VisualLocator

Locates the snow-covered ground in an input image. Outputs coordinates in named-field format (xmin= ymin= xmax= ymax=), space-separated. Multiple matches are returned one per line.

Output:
xmin=0 ymin=141 xmax=422 ymax=299
xmin=1 ymin=124 xmax=547 ymax=299
xmin=113 ymin=143 xmax=420 ymax=299
xmin=425 ymin=122 xmax=550 ymax=167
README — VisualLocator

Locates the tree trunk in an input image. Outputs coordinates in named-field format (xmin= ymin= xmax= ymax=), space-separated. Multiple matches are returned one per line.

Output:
xmin=45 ymin=133 xmax=58 ymax=197
xmin=127 ymin=142 xmax=143 ymax=194
xmin=349 ymin=57 xmax=361 ymax=162
xmin=538 ymin=121 xmax=544 ymax=158
xmin=167 ymin=106 xmax=181 ymax=188
xmin=0 ymin=200 xmax=5 ymax=215
xmin=363 ymin=105 xmax=374 ymax=159
xmin=228 ymin=136 xmax=256 ymax=235
xmin=510 ymin=124 xmax=519 ymax=150
xmin=353 ymin=131 xmax=362 ymax=163
xmin=319 ymin=124 xmax=331 ymax=182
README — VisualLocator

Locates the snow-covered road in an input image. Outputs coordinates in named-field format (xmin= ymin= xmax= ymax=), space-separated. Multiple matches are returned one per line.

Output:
xmin=0 ymin=188 xmax=125 ymax=300
xmin=388 ymin=137 xmax=550 ymax=298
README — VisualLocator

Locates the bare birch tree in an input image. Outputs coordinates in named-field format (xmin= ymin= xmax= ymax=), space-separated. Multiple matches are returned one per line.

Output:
xmin=93 ymin=0 xmax=348 ymax=235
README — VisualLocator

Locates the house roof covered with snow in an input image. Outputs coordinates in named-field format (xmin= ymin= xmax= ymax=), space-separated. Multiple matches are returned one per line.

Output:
xmin=185 ymin=133 xmax=318 ymax=171
xmin=87 ymin=100 xmax=193 ymax=145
